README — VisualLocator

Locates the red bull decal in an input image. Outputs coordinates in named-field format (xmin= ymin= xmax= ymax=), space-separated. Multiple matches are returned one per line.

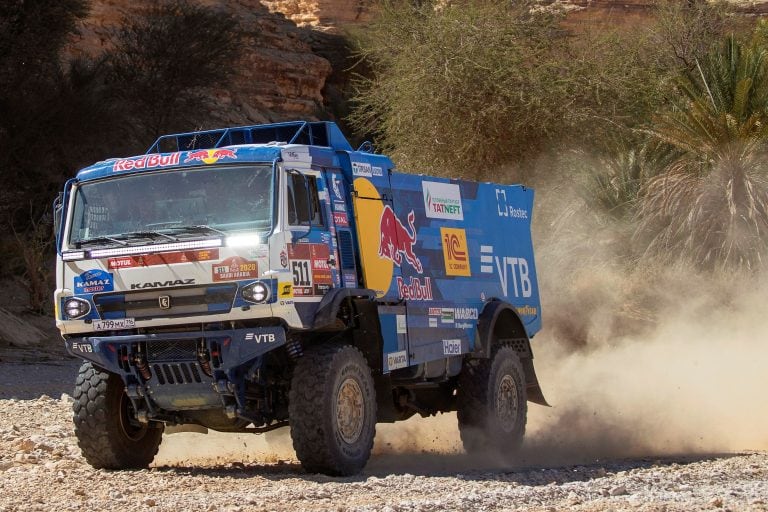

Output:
xmin=184 ymin=148 xmax=238 ymax=165
xmin=396 ymin=276 xmax=433 ymax=300
xmin=113 ymin=153 xmax=181 ymax=172
xmin=378 ymin=205 xmax=423 ymax=273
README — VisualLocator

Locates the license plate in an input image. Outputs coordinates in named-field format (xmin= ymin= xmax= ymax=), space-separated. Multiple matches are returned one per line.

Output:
xmin=94 ymin=318 xmax=136 ymax=331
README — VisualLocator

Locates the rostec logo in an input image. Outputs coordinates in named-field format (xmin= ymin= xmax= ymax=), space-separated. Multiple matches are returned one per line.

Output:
xmin=184 ymin=148 xmax=238 ymax=165
xmin=480 ymin=245 xmax=532 ymax=298
xmin=440 ymin=227 xmax=470 ymax=276
xmin=422 ymin=181 xmax=463 ymax=220
xmin=495 ymin=189 xmax=529 ymax=220
xmin=244 ymin=332 xmax=276 ymax=343
xmin=378 ymin=205 xmax=423 ymax=273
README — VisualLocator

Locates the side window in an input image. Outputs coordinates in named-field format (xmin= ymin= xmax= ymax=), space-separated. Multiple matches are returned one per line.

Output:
xmin=288 ymin=173 xmax=324 ymax=227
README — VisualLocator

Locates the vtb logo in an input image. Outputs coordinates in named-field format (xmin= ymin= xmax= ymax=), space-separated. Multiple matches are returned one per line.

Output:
xmin=440 ymin=227 xmax=470 ymax=276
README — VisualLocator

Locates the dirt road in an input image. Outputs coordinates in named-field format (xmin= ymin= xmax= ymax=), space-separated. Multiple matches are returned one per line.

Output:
xmin=1 ymin=354 xmax=766 ymax=512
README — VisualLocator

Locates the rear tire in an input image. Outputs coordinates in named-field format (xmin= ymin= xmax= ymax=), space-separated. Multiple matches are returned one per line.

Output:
xmin=457 ymin=347 xmax=527 ymax=458
xmin=73 ymin=362 xmax=163 ymax=469
xmin=289 ymin=344 xmax=377 ymax=476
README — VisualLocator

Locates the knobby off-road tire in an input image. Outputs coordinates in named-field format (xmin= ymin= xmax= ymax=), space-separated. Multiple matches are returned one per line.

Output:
xmin=457 ymin=346 xmax=527 ymax=459
xmin=289 ymin=344 xmax=377 ymax=476
xmin=73 ymin=362 xmax=163 ymax=469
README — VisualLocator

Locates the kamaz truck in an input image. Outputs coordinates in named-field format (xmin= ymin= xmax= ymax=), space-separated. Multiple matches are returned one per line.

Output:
xmin=53 ymin=121 xmax=546 ymax=475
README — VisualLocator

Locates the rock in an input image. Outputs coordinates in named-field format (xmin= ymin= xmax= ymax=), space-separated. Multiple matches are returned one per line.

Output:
xmin=610 ymin=485 xmax=629 ymax=496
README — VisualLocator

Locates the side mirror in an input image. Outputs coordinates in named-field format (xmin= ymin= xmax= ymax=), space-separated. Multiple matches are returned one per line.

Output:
xmin=53 ymin=192 xmax=64 ymax=239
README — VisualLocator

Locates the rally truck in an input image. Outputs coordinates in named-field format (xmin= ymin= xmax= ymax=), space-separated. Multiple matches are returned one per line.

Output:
xmin=53 ymin=120 xmax=546 ymax=476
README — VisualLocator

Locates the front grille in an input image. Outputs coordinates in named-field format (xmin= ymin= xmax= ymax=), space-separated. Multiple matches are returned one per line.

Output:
xmin=146 ymin=339 xmax=198 ymax=362
xmin=152 ymin=362 xmax=204 ymax=385
xmin=94 ymin=284 xmax=237 ymax=320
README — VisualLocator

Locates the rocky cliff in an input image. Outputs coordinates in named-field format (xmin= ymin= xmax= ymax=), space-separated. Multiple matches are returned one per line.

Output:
xmin=70 ymin=0 xmax=333 ymax=124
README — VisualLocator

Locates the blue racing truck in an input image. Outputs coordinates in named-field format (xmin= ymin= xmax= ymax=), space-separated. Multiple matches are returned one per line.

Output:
xmin=53 ymin=121 xmax=546 ymax=475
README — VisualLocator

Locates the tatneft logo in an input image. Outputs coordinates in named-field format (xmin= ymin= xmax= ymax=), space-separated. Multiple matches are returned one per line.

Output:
xmin=480 ymin=245 xmax=533 ymax=298
xmin=440 ymin=227 xmax=470 ymax=276
xmin=422 ymin=182 xmax=463 ymax=220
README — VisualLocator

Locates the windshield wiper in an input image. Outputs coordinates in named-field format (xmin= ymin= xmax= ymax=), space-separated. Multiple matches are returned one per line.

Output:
xmin=167 ymin=225 xmax=227 ymax=237
xmin=76 ymin=235 xmax=128 ymax=248
xmin=121 ymin=230 xmax=180 ymax=242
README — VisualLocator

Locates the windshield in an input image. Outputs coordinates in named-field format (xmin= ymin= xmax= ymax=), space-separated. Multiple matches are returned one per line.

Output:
xmin=67 ymin=164 xmax=273 ymax=246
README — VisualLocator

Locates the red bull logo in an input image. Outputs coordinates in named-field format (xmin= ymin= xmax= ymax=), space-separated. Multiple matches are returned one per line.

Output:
xmin=184 ymin=148 xmax=238 ymax=165
xmin=396 ymin=276 xmax=433 ymax=300
xmin=378 ymin=205 xmax=423 ymax=273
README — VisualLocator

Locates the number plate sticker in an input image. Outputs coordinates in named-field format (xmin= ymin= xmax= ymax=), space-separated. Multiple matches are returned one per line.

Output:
xmin=94 ymin=318 xmax=136 ymax=331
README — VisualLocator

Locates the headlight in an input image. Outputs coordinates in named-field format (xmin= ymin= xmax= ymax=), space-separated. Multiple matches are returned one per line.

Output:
xmin=64 ymin=297 xmax=91 ymax=319
xmin=241 ymin=281 xmax=271 ymax=304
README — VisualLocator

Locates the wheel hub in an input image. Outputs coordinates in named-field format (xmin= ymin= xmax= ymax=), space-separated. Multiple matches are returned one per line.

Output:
xmin=119 ymin=392 xmax=148 ymax=442
xmin=336 ymin=377 xmax=364 ymax=444
xmin=496 ymin=374 xmax=518 ymax=432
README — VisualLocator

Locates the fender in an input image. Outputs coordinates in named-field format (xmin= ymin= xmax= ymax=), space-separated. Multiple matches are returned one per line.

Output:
xmin=475 ymin=299 xmax=549 ymax=406
xmin=312 ymin=288 xmax=376 ymax=330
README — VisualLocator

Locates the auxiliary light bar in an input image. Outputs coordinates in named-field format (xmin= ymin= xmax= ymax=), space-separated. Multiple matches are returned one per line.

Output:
xmin=88 ymin=238 xmax=222 ymax=259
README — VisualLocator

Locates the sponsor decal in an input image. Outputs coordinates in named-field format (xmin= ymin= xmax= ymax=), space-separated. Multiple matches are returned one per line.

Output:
xmin=495 ymin=189 xmax=529 ymax=219
xmin=279 ymin=282 xmax=293 ymax=298
xmin=378 ymin=206 xmax=423 ymax=273
xmin=184 ymin=148 xmax=238 ymax=165
xmin=454 ymin=307 xmax=478 ymax=320
xmin=480 ymin=246 xmax=532 ymax=297
xmin=443 ymin=339 xmax=462 ymax=356
xmin=333 ymin=201 xmax=347 ymax=213
xmin=244 ymin=332 xmax=277 ymax=343
xmin=371 ymin=166 xmax=383 ymax=177
xmin=516 ymin=305 xmax=538 ymax=317
xmin=108 ymin=249 xmax=219 ymax=269
xmin=332 ymin=212 xmax=349 ymax=227
xmin=70 ymin=341 xmax=93 ymax=353
xmin=287 ymin=243 xmax=332 ymax=296
xmin=352 ymin=161 xmax=373 ymax=177
xmin=212 ymin=257 xmax=258 ymax=282
xmin=130 ymin=278 xmax=195 ymax=290
xmin=113 ymin=153 xmax=181 ymax=172
xmin=428 ymin=307 xmax=441 ymax=316
xmin=440 ymin=227 xmax=470 ymax=276
xmin=422 ymin=181 xmax=463 ymax=220
xmin=387 ymin=350 xmax=408 ymax=371
xmin=283 ymin=150 xmax=302 ymax=161
xmin=396 ymin=276 xmax=433 ymax=301
xmin=441 ymin=308 xmax=454 ymax=323
xmin=455 ymin=322 xmax=473 ymax=329
xmin=343 ymin=273 xmax=358 ymax=288
xmin=331 ymin=175 xmax=342 ymax=199
xmin=429 ymin=317 xmax=438 ymax=328
xmin=396 ymin=314 xmax=407 ymax=334
xmin=74 ymin=269 xmax=114 ymax=294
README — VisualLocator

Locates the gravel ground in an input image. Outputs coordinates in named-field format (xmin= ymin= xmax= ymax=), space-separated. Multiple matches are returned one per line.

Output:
xmin=1 ymin=359 xmax=767 ymax=511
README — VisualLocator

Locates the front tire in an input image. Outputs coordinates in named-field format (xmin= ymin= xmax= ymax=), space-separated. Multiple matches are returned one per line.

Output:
xmin=289 ymin=344 xmax=377 ymax=476
xmin=73 ymin=362 xmax=163 ymax=469
xmin=457 ymin=347 xmax=527 ymax=458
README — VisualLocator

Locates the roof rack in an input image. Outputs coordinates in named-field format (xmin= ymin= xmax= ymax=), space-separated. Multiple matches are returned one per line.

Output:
xmin=146 ymin=120 xmax=353 ymax=154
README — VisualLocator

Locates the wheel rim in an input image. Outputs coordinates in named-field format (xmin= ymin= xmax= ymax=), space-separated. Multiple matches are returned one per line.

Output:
xmin=496 ymin=374 xmax=519 ymax=433
xmin=336 ymin=377 xmax=364 ymax=445
xmin=119 ymin=392 xmax=148 ymax=442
